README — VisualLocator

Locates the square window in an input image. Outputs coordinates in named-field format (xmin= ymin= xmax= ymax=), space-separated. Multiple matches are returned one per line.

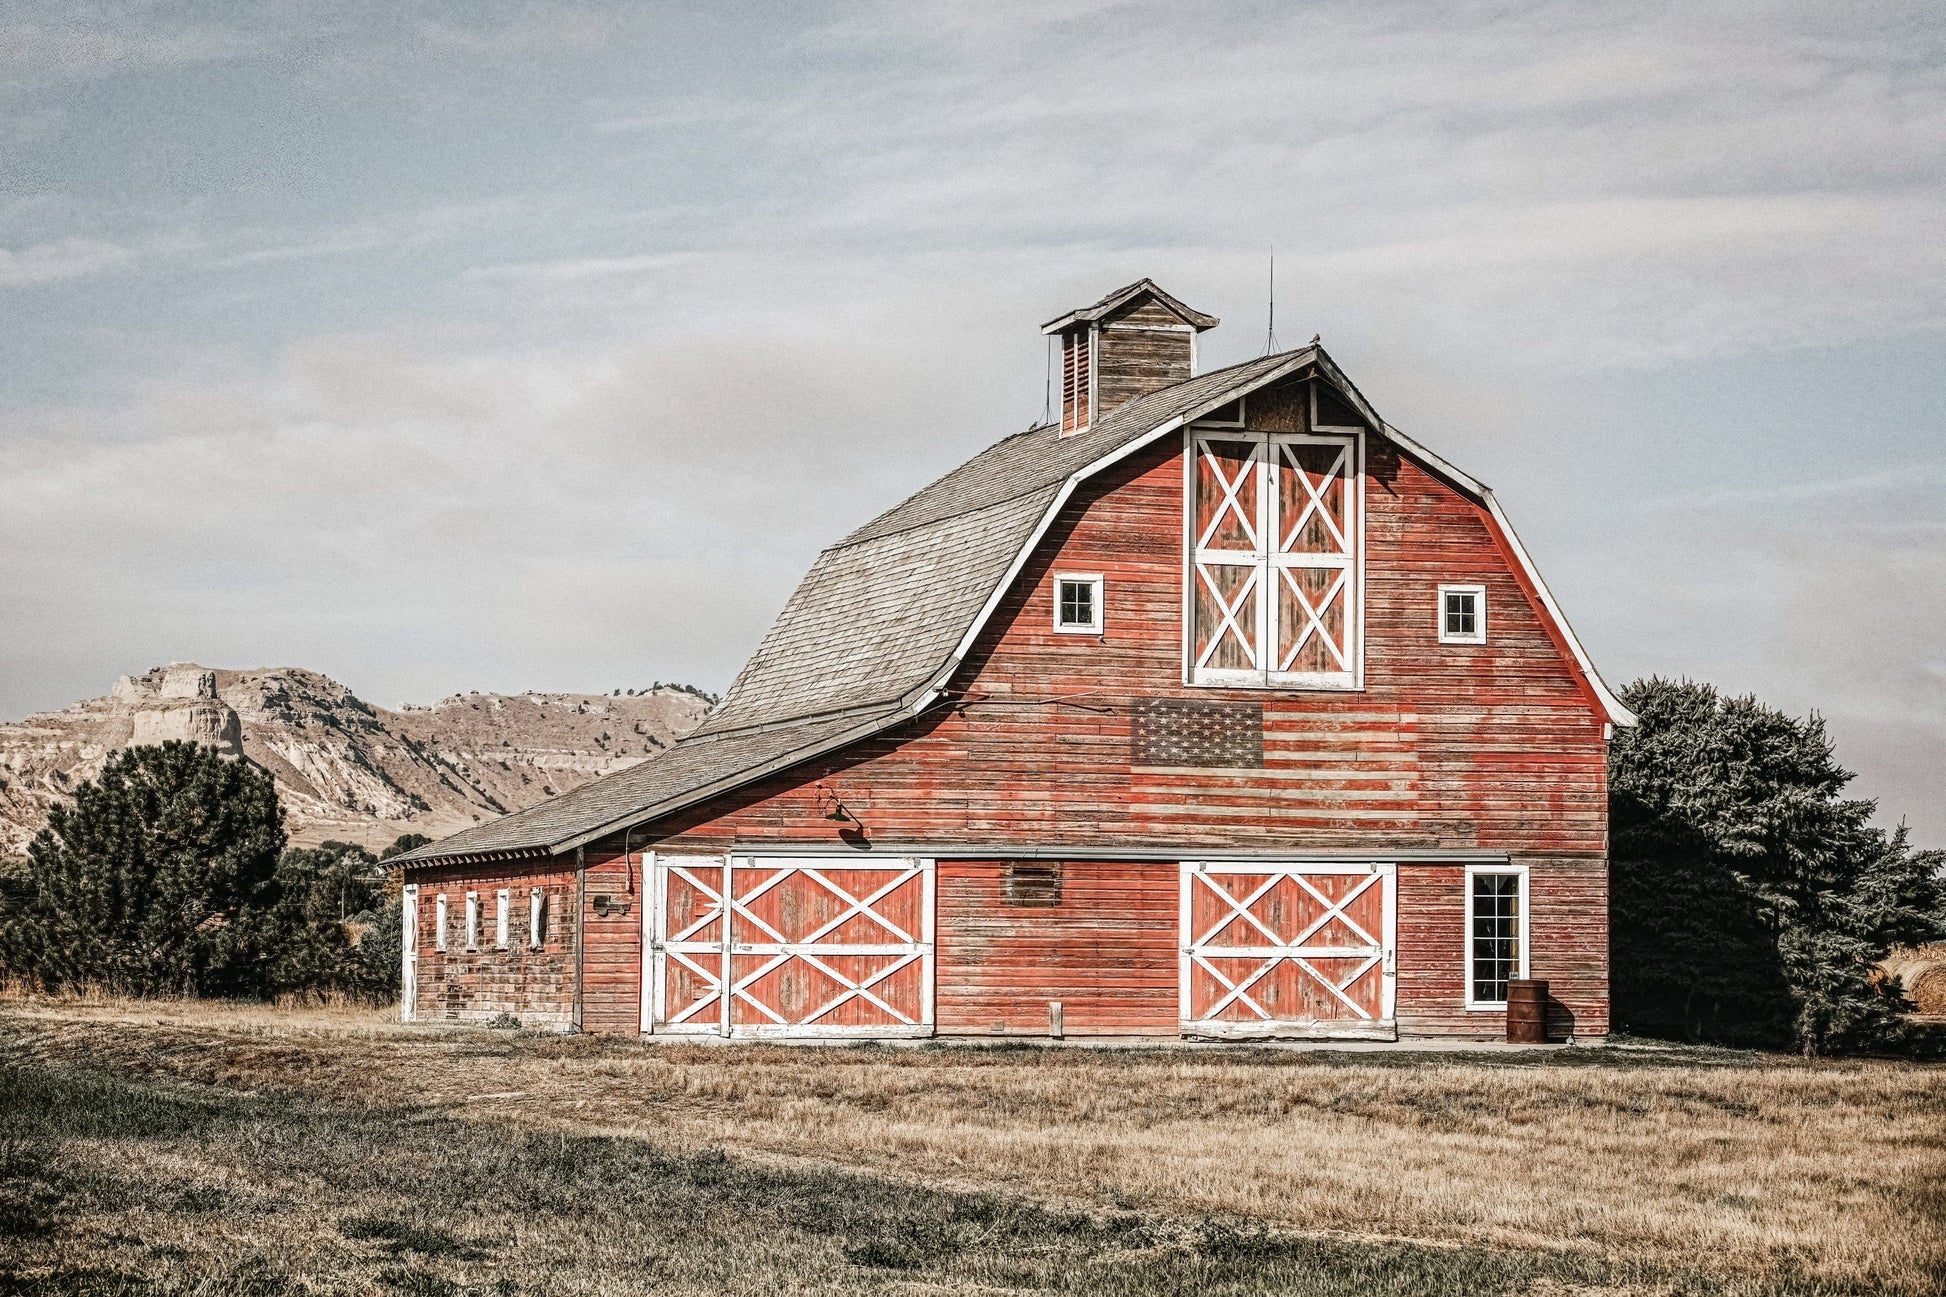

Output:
xmin=1438 ymin=585 xmax=1486 ymax=644
xmin=1054 ymin=574 xmax=1103 ymax=634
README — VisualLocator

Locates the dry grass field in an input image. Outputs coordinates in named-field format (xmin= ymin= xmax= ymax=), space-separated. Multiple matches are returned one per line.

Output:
xmin=1 ymin=995 xmax=1940 ymax=1295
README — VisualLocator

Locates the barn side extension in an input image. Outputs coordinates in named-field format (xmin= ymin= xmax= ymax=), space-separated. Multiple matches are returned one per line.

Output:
xmin=397 ymin=280 xmax=1630 ymax=1044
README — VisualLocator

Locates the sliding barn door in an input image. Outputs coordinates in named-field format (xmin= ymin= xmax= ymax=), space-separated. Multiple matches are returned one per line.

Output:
xmin=1180 ymin=862 xmax=1396 ymax=1040
xmin=650 ymin=855 xmax=934 ymax=1038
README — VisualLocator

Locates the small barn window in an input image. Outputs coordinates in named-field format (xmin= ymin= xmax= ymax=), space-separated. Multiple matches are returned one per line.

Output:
xmin=529 ymin=887 xmax=545 ymax=949
xmin=433 ymin=893 xmax=448 ymax=952
xmin=1439 ymin=585 xmax=1486 ymax=644
xmin=495 ymin=889 xmax=511 ymax=950
xmin=1054 ymin=574 xmax=1103 ymax=634
xmin=464 ymin=892 xmax=480 ymax=950
xmin=1466 ymin=867 xmax=1528 ymax=1007
xmin=1004 ymin=862 xmax=1062 ymax=907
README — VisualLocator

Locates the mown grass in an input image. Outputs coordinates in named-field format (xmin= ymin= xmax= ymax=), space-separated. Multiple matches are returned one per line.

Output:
xmin=1 ymin=997 xmax=1941 ymax=1295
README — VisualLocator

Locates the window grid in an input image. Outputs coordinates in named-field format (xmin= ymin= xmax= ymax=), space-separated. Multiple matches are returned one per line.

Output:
xmin=1437 ymin=584 xmax=1487 ymax=644
xmin=1469 ymin=872 xmax=1521 ymax=1004
xmin=1053 ymin=574 xmax=1103 ymax=634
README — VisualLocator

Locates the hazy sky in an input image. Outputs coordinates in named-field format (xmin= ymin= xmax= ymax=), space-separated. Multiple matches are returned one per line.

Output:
xmin=2 ymin=1 xmax=1942 ymax=842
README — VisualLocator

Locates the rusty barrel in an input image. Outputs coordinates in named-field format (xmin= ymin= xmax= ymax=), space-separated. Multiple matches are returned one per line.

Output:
xmin=1506 ymin=979 xmax=1549 ymax=1044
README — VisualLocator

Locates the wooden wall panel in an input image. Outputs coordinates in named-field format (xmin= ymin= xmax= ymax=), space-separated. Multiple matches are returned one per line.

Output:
xmin=1395 ymin=859 xmax=1609 ymax=1040
xmin=1096 ymin=297 xmax=1196 ymax=415
xmin=935 ymin=860 xmax=1177 ymax=1036
xmin=410 ymin=860 xmax=576 ymax=1030
xmin=578 ymin=850 xmax=643 ymax=1035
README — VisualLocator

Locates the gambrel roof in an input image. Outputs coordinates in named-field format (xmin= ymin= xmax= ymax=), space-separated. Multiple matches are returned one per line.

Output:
xmin=397 ymin=345 xmax=1630 ymax=866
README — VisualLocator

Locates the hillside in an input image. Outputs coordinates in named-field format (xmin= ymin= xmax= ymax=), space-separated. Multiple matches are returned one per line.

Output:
xmin=0 ymin=664 xmax=713 ymax=855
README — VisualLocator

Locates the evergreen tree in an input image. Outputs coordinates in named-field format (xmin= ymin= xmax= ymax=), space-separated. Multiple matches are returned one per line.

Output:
xmin=1611 ymin=679 xmax=1944 ymax=1053
xmin=262 ymin=840 xmax=390 ymax=995
xmin=0 ymin=742 xmax=286 ymax=996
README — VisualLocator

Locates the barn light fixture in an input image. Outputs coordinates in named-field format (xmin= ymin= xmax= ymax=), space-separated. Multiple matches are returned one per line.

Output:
xmin=814 ymin=782 xmax=858 ymax=825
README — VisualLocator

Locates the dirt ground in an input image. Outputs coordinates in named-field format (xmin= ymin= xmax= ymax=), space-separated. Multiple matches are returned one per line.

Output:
xmin=2 ymin=995 xmax=1941 ymax=1295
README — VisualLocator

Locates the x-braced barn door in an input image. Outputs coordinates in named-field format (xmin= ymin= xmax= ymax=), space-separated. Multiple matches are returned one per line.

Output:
xmin=649 ymin=855 xmax=934 ymax=1038
xmin=1180 ymin=862 xmax=1396 ymax=1040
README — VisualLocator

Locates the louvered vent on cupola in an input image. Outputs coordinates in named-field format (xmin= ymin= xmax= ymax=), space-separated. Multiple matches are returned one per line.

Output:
xmin=1041 ymin=279 xmax=1219 ymax=437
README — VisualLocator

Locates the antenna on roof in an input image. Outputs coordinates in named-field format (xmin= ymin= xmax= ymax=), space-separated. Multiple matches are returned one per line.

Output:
xmin=1263 ymin=245 xmax=1278 ymax=356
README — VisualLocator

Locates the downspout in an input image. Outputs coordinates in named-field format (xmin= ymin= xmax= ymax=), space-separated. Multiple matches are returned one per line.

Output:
xmin=572 ymin=846 xmax=585 ymax=1033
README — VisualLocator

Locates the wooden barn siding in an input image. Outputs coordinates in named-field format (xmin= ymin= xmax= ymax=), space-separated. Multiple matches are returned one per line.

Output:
xmin=935 ymin=860 xmax=1177 ymax=1036
xmin=1096 ymin=299 xmax=1194 ymax=413
xmin=1396 ymin=858 xmax=1609 ymax=1039
xmin=578 ymin=849 xmax=644 ymax=1035
xmin=642 ymin=421 xmax=1608 ymax=857
xmin=410 ymin=861 xmax=578 ymax=1030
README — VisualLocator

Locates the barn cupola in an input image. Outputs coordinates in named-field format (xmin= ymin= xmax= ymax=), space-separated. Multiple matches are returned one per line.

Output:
xmin=1041 ymin=279 xmax=1219 ymax=437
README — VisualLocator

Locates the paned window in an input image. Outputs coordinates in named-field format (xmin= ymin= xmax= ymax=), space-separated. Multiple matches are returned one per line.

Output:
xmin=495 ymin=889 xmax=510 ymax=950
xmin=1467 ymin=869 xmax=1527 ymax=1006
xmin=529 ymin=887 xmax=545 ymax=949
xmin=433 ymin=893 xmax=448 ymax=952
xmin=1188 ymin=430 xmax=1360 ymax=688
xmin=1054 ymin=574 xmax=1103 ymax=634
xmin=464 ymin=891 xmax=480 ymax=950
xmin=1439 ymin=585 xmax=1486 ymax=644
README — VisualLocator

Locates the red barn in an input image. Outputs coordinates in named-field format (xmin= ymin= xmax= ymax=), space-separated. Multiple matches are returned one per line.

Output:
xmin=395 ymin=280 xmax=1631 ymax=1043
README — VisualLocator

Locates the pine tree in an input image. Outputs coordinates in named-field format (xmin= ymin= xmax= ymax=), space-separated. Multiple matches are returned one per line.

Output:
xmin=0 ymin=742 xmax=286 ymax=996
xmin=1610 ymin=679 xmax=1944 ymax=1053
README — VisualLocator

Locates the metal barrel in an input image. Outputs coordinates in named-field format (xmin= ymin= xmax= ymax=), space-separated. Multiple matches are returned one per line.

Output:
xmin=1506 ymin=978 xmax=1549 ymax=1044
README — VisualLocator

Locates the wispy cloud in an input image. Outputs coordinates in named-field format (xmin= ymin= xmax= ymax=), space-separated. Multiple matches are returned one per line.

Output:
xmin=0 ymin=237 xmax=133 ymax=286
xmin=460 ymin=252 xmax=689 ymax=284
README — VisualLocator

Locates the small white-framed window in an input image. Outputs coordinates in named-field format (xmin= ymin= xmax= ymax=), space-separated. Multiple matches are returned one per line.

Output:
xmin=495 ymin=889 xmax=511 ymax=950
xmin=1054 ymin=573 xmax=1104 ymax=634
xmin=1438 ymin=584 xmax=1487 ymax=644
xmin=529 ymin=887 xmax=545 ymax=949
xmin=464 ymin=891 xmax=480 ymax=950
xmin=1465 ymin=865 xmax=1528 ymax=1008
xmin=433 ymin=893 xmax=448 ymax=952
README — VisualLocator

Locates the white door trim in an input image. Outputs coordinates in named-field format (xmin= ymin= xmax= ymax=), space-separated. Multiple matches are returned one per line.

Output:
xmin=1180 ymin=860 xmax=1397 ymax=1040
xmin=400 ymin=883 xmax=419 ymax=1023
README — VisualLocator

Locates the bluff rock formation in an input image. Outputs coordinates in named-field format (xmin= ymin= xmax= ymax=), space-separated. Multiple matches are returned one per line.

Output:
xmin=0 ymin=664 xmax=712 ymax=856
